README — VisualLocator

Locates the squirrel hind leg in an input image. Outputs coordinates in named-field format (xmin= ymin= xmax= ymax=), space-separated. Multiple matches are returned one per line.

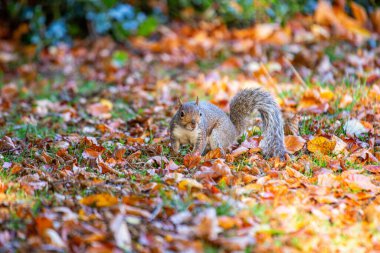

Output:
xmin=209 ymin=127 xmax=235 ymax=156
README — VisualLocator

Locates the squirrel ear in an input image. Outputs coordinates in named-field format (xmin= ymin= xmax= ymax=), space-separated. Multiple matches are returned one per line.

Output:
xmin=177 ymin=97 xmax=183 ymax=107
xmin=196 ymin=96 xmax=199 ymax=105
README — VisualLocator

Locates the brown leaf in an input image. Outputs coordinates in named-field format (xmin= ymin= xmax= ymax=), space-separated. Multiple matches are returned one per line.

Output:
xmin=0 ymin=136 xmax=17 ymax=152
xmin=83 ymin=145 xmax=106 ymax=159
xmin=283 ymin=112 xmax=300 ymax=135
xmin=86 ymin=102 xmax=112 ymax=119
xmin=114 ymin=146 xmax=126 ymax=160
xmin=285 ymin=135 xmax=306 ymax=154
xmin=370 ymin=8 xmax=380 ymax=34
xmin=364 ymin=165 xmax=380 ymax=174
xmin=343 ymin=173 xmax=378 ymax=191
xmin=127 ymin=150 xmax=141 ymax=160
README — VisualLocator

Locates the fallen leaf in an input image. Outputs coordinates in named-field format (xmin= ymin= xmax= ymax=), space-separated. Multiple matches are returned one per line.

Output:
xmin=344 ymin=119 xmax=368 ymax=137
xmin=350 ymin=2 xmax=368 ymax=25
xmin=364 ymin=165 xmax=380 ymax=174
xmin=110 ymin=214 xmax=132 ymax=251
xmin=183 ymin=153 xmax=201 ymax=168
xmin=285 ymin=135 xmax=306 ymax=154
xmin=204 ymin=148 xmax=222 ymax=160
xmin=343 ymin=173 xmax=378 ymax=191
xmin=338 ymin=94 xmax=353 ymax=108
xmin=332 ymin=135 xmax=347 ymax=154
xmin=178 ymin=178 xmax=203 ymax=190
xmin=80 ymin=193 xmax=118 ymax=207
xmin=83 ymin=145 xmax=106 ymax=159
xmin=307 ymin=136 xmax=336 ymax=154
xmin=195 ymin=208 xmax=221 ymax=240
xmin=231 ymin=146 xmax=248 ymax=157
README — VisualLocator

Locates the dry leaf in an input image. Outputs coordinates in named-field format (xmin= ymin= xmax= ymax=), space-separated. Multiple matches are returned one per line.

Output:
xmin=307 ymin=136 xmax=336 ymax=154
xmin=350 ymin=2 xmax=368 ymax=25
xmin=285 ymin=135 xmax=306 ymax=154
xmin=110 ymin=214 xmax=132 ymax=251
xmin=364 ymin=165 xmax=380 ymax=174
xmin=178 ymin=178 xmax=203 ymax=190
xmin=344 ymin=119 xmax=368 ymax=137
xmin=183 ymin=153 xmax=201 ymax=168
xmin=343 ymin=173 xmax=378 ymax=191
xmin=338 ymin=94 xmax=353 ymax=108
xmin=80 ymin=193 xmax=118 ymax=207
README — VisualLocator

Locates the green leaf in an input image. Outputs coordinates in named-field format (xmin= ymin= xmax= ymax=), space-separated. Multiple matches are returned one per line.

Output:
xmin=137 ymin=16 xmax=158 ymax=37
xmin=112 ymin=50 xmax=128 ymax=68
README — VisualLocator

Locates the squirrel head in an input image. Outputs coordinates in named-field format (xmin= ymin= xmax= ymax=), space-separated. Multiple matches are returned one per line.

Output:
xmin=176 ymin=97 xmax=202 ymax=131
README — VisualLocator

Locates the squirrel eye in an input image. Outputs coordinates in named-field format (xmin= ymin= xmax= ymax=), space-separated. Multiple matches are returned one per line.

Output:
xmin=180 ymin=111 xmax=185 ymax=118
xmin=200 ymin=112 xmax=202 ymax=116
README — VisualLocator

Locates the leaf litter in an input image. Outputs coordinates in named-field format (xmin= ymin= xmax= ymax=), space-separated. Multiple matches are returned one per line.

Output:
xmin=0 ymin=2 xmax=380 ymax=252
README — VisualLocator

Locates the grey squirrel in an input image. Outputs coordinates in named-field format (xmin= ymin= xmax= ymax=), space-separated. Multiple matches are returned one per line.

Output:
xmin=169 ymin=88 xmax=286 ymax=158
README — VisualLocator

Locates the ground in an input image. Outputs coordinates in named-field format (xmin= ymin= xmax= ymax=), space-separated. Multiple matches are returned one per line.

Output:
xmin=0 ymin=9 xmax=380 ymax=253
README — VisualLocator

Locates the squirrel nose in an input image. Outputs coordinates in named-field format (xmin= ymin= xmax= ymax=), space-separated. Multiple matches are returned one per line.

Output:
xmin=191 ymin=120 xmax=196 ymax=125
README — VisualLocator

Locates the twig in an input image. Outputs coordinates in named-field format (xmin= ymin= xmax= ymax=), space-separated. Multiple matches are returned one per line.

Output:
xmin=283 ymin=58 xmax=308 ymax=89
xmin=260 ymin=63 xmax=281 ymax=96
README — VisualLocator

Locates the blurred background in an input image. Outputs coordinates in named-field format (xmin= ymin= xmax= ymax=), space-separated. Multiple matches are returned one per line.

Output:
xmin=0 ymin=0 xmax=379 ymax=49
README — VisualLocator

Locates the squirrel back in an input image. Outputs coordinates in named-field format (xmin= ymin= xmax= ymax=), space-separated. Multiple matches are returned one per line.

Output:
xmin=170 ymin=88 xmax=286 ymax=158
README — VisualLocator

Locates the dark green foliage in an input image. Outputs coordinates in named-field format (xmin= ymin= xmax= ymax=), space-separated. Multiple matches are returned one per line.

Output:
xmin=4 ymin=0 xmax=159 ymax=48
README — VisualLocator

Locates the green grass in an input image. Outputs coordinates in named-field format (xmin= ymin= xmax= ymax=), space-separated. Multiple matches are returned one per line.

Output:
xmin=299 ymin=117 xmax=315 ymax=136
xmin=216 ymin=201 xmax=234 ymax=216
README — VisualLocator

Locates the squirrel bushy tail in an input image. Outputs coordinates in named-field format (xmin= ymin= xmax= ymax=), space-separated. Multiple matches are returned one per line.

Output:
xmin=230 ymin=88 xmax=286 ymax=158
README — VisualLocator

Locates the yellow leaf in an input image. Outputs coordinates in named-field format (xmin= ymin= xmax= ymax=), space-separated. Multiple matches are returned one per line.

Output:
xmin=178 ymin=178 xmax=203 ymax=191
xmin=320 ymin=89 xmax=334 ymax=101
xmin=80 ymin=193 xmax=118 ymax=207
xmin=100 ymin=99 xmax=113 ymax=110
xmin=307 ymin=136 xmax=336 ymax=154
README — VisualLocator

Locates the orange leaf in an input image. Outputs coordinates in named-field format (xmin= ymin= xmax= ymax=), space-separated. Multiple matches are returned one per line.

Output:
xmin=285 ymin=135 xmax=306 ymax=154
xmin=80 ymin=193 xmax=118 ymax=207
xmin=204 ymin=148 xmax=222 ymax=160
xmin=83 ymin=145 xmax=105 ymax=159
xmin=307 ymin=136 xmax=336 ymax=154
xmin=183 ymin=153 xmax=201 ymax=168
xmin=35 ymin=217 xmax=53 ymax=236
xmin=218 ymin=216 xmax=238 ymax=230
xmin=114 ymin=146 xmax=126 ymax=160
xmin=10 ymin=164 xmax=23 ymax=174
xmin=351 ymin=2 xmax=368 ymax=25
